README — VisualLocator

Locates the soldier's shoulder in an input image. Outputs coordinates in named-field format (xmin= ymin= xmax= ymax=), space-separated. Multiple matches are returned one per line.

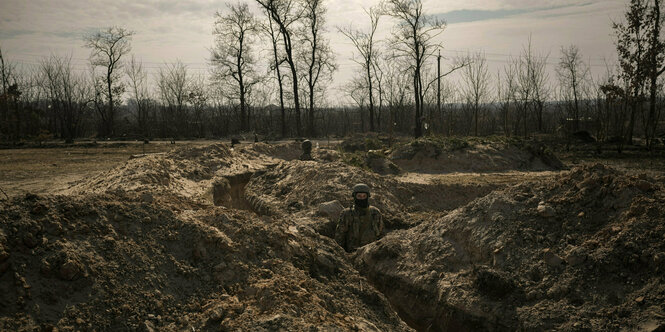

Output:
xmin=369 ymin=206 xmax=381 ymax=214
xmin=340 ymin=207 xmax=353 ymax=216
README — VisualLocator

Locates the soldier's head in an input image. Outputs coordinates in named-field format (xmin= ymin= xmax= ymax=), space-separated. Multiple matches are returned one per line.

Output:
xmin=301 ymin=139 xmax=312 ymax=153
xmin=352 ymin=183 xmax=370 ymax=208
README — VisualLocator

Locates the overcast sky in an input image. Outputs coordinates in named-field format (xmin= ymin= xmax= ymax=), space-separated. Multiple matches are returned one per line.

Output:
xmin=0 ymin=0 xmax=626 ymax=104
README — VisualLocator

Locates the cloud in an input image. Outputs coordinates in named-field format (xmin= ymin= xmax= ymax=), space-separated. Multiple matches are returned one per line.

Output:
xmin=331 ymin=0 xmax=624 ymax=103
xmin=1 ymin=0 xmax=627 ymax=104
xmin=500 ymin=0 xmax=592 ymax=9
xmin=0 ymin=29 xmax=35 ymax=39
xmin=429 ymin=2 xmax=606 ymax=25
xmin=434 ymin=9 xmax=529 ymax=24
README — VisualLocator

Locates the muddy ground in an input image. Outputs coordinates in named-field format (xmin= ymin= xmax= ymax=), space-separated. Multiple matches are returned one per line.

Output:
xmin=1 ymin=138 xmax=664 ymax=331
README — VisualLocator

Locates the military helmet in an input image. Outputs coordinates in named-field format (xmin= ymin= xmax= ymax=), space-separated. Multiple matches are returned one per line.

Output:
xmin=301 ymin=139 xmax=312 ymax=150
xmin=352 ymin=183 xmax=371 ymax=197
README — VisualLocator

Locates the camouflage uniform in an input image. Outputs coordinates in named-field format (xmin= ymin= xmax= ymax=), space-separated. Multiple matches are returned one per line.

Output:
xmin=335 ymin=205 xmax=383 ymax=252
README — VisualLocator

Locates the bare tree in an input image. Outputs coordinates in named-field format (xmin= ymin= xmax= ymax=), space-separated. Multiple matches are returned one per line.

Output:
xmin=248 ymin=79 xmax=275 ymax=133
xmin=440 ymin=79 xmax=460 ymax=136
xmin=187 ymin=74 xmax=208 ymax=138
xmin=17 ymin=67 xmax=45 ymax=139
xmin=383 ymin=0 xmax=445 ymax=138
xmin=462 ymin=52 xmax=492 ymax=136
xmin=515 ymin=54 xmax=531 ymax=137
xmin=157 ymin=61 xmax=190 ymax=138
xmin=0 ymin=46 xmax=18 ymax=141
xmin=39 ymin=55 xmax=92 ymax=143
xmin=339 ymin=7 xmax=381 ymax=132
xmin=600 ymin=75 xmax=631 ymax=152
xmin=0 ymin=48 xmax=40 ymax=141
xmin=212 ymin=2 xmax=260 ymax=132
xmin=381 ymin=54 xmax=411 ymax=138
xmin=256 ymin=0 xmax=305 ymax=136
xmin=515 ymin=37 xmax=549 ymax=137
xmin=497 ymin=62 xmax=518 ymax=136
xmin=372 ymin=53 xmax=386 ymax=131
xmin=645 ymin=0 xmax=664 ymax=148
xmin=531 ymin=52 xmax=550 ymax=133
xmin=300 ymin=0 xmax=336 ymax=137
xmin=556 ymin=45 xmax=591 ymax=133
xmin=125 ymin=55 xmax=151 ymax=138
xmin=343 ymin=74 xmax=369 ymax=131
xmin=613 ymin=0 xmax=665 ymax=146
xmin=261 ymin=11 xmax=288 ymax=137
xmin=590 ymin=64 xmax=618 ymax=148
xmin=0 ymin=47 xmax=10 ymax=96
xmin=84 ymin=26 xmax=134 ymax=137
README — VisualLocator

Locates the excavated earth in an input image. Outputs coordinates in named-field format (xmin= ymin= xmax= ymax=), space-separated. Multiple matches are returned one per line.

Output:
xmin=355 ymin=164 xmax=665 ymax=331
xmin=1 ymin=143 xmax=411 ymax=331
xmin=388 ymin=139 xmax=564 ymax=173
xmin=2 ymin=141 xmax=663 ymax=331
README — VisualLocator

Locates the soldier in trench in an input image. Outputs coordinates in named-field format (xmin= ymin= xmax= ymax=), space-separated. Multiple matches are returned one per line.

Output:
xmin=335 ymin=183 xmax=384 ymax=252
xmin=299 ymin=139 xmax=314 ymax=160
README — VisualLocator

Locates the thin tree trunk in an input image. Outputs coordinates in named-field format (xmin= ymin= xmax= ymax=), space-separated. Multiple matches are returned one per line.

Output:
xmin=106 ymin=68 xmax=114 ymax=137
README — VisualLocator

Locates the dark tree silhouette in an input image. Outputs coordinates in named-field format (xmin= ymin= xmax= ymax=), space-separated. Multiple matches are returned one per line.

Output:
xmin=84 ymin=26 xmax=134 ymax=137
xmin=212 ymin=2 xmax=260 ymax=132
xmin=383 ymin=0 xmax=445 ymax=138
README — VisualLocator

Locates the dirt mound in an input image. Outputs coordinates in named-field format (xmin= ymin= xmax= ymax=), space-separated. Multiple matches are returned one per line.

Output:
xmin=243 ymin=161 xmax=498 ymax=233
xmin=390 ymin=138 xmax=564 ymax=173
xmin=64 ymin=143 xmax=302 ymax=204
xmin=355 ymin=164 xmax=665 ymax=331
xmin=0 ymin=143 xmax=414 ymax=331
xmin=245 ymin=161 xmax=404 ymax=216
xmin=366 ymin=151 xmax=402 ymax=175
xmin=0 ymin=192 xmax=410 ymax=331
xmin=340 ymin=133 xmax=387 ymax=152
xmin=237 ymin=141 xmax=302 ymax=161
xmin=14 ymin=139 xmax=659 ymax=331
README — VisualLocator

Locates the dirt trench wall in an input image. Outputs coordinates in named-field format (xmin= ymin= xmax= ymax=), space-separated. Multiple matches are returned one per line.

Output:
xmin=0 ymin=192 xmax=412 ymax=331
xmin=0 ymin=142 xmax=422 ymax=331
xmin=390 ymin=140 xmax=564 ymax=174
xmin=211 ymin=172 xmax=254 ymax=211
xmin=243 ymin=161 xmax=499 ymax=220
xmin=355 ymin=164 xmax=665 ymax=331
xmin=4 ymin=140 xmax=585 ymax=331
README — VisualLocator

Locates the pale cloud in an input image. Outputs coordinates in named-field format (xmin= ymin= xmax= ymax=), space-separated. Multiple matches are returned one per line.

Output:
xmin=422 ymin=0 xmax=595 ymax=13
xmin=0 ymin=0 xmax=626 ymax=103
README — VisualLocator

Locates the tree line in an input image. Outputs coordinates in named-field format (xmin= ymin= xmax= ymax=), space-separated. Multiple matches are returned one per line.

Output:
xmin=0 ymin=0 xmax=663 ymax=151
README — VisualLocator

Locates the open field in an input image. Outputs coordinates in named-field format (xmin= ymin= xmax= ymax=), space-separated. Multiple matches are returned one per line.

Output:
xmin=0 ymin=143 xmax=175 ymax=197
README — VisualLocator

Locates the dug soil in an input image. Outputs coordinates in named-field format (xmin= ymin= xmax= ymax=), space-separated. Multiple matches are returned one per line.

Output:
xmin=1 ymin=143 xmax=410 ymax=331
xmin=355 ymin=164 xmax=665 ymax=331
xmin=1 ymin=140 xmax=664 ymax=331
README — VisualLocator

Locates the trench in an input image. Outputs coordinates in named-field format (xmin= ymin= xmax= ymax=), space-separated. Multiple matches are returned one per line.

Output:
xmin=358 ymin=188 xmax=511 ymax=331
xmin=362 ymin=271 xmax=508 ymax=332
xmin=354 ymin=235 xmax=503 ymax=332
xmin=211 ymin=172 xmax=254 ymax=211
xmin=210 ymin=168 xmax=275 ymax=216
xmin=210 ymin=169 xmax=502 ymax=331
